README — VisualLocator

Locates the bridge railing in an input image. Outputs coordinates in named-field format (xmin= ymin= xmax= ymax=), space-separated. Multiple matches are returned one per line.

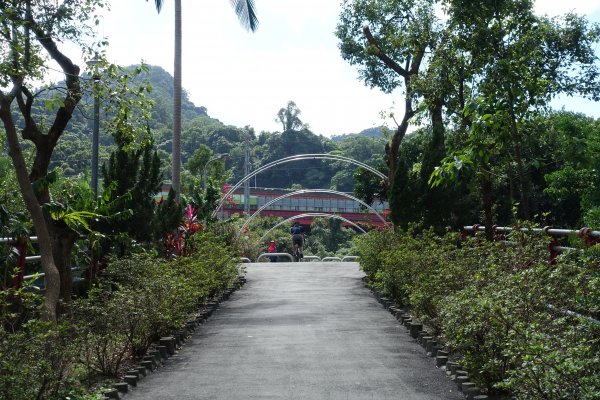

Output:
xmin=0 ymin=236 xmax=88 ymax=290
xmin=301 ymin=256 xmax=320 ymax=262
xmin=463 ymin=225 xmax=600 ymax=262
xmin=253 ymin=254 xmax=359 ymax=263
xmin=256 ymin=253 xmax=294 ymax=262
xmin=463 ymin=224 xmax=600 ymax=326
xmin=1 ymin=236 xmax=39 ymax=289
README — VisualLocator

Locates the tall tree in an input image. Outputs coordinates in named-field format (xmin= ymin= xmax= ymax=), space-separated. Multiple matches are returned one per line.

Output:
xmin=337 ymin=0 xmax=438 ymax=227
xmin=147 ymin=0 xmax=259 ymax=200
xmin=275 ymin=100 xmax=305 ymax=132
xmin=432 ymin=0 xmax=600 ymax=229
xmin=0 ymin=0 xmax=107 ymax=322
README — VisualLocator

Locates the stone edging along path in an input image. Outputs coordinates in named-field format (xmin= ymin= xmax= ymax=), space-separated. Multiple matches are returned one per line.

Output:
xmin=98 ymin=275 xmax=247 ymax=400
xmin=367 ymin=277 xmax=491 ymax=400
xmin=100 ymin=271 xmax=491 ymax=400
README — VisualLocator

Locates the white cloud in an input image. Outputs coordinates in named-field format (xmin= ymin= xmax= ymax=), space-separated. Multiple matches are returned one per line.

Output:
xmin=535 ymin=0 xmax=600 ymax=16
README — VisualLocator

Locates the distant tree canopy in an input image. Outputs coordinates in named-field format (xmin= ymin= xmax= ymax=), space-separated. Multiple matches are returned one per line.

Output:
xmin=275 ymin=100 xmax=306 ymax=132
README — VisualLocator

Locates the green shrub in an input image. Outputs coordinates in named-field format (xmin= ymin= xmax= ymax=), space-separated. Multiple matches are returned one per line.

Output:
xmin=73 ymin=285 xmax=149 ymax=377
xmin=407 ymin=232 xmax=481 ymax=332
xmin=354 ymin=228 xmax=600 ymax=398
xmin=352 ymin=228 xmax=400 ymax=281
xmin=0 ymin=231 xmax=241 ymax=398
xmin=174 ymin=232 xmax=239 ymax=300
xmin=0 ymin=288 xmax=78 ymax=400
xmin=498 ymin=249 xmax=600 ymax=399
xmin=71 ymin=232 xmax=238 ymax=380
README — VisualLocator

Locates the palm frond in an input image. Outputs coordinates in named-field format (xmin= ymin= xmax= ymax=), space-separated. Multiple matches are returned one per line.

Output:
xmin=230 ymin=0 xmax=259 ymax=32
xmin=147 ymin=0 xmax=164 ymax=13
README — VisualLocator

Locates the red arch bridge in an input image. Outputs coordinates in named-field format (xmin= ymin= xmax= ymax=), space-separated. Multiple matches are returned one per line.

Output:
xmin=221 ymin=187 xmax=389 ymax=229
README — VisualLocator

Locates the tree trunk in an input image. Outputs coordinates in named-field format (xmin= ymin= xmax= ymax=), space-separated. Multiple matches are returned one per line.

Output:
xmin=507 ymin=90 xmax=530 ymax=219
xmin=49 ymin=222 xmax=79 ymax=304
xmin=421 ymin=100 xmax=446 ymax=227
xmin=480 ymin=162 xmax=494 ymax=241
xmin=172 ymin=0 xmax=182 ymax=200
xmin=0 ymin=99 xmax=59 ymax=324
xmin=387 ymin=92 xmax=415 ymax=183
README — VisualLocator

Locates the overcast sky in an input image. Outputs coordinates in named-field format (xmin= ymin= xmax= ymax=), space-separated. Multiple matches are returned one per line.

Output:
xmin=84 ymin=0 xmax=600 ymax=137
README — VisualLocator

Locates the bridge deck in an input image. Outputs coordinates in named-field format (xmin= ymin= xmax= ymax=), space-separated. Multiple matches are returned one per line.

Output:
xmin=125 ymin=262 xmax=463 ymax=400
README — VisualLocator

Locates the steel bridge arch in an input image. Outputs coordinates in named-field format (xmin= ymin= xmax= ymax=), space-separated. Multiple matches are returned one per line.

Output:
xmin=212 ymin=154 xmax=387 ymax=218
xmin=258 ymin=213 xmax=367 ymax=243
xmin=239 ymin=189 xmax=387 ymax=235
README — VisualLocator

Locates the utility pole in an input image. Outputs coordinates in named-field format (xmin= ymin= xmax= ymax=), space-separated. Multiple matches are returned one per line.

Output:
xmin=244 ymin=137 xmax=250 ymax=214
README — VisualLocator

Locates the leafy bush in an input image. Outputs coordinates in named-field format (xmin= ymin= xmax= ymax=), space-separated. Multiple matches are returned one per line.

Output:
xmin=352 ymin=228 xmax=400 ymax=280
xmin=353 ymin=228 xmax=600 ymax=398
xmin=497 ymin=250 xmax=600 ymax=399
xmin=1 ymin=231 xmax=239 ymax=397
xmin=0 ymin=288 xmax=78 ymax=400
xmin=73 ymin=234 xmax=237 ymax=377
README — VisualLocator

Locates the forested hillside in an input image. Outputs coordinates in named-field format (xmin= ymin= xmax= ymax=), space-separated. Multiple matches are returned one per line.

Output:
xmin=46 ymin=66 xmax=386 ymax=191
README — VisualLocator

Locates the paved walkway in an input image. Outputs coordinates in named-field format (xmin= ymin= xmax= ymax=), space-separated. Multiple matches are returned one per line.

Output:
xmin=125 ymin=262 xmax=463 ymax=400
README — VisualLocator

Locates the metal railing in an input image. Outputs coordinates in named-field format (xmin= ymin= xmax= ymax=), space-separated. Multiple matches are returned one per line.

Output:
xmin=256 ymin=253 xmax=294 ymax=262
xmin=300 ymin=256 xmax=321 ymax=262
xmin=463 ymin=225 xmax=600 ymax=240
xmin=0 ymin=236 xmax=41 ymax=265
xmin=249 ymin=254 xmax=359 ymax=263
xmin=1 ymin=236 xmax=39 ymax=288
xmin=1 ymin=235 xmax=91 ymax=289
xmin=463 ymin=225 xmax=600 ymax=260
xmin=463 ymin=224 xmax=600 ymax=326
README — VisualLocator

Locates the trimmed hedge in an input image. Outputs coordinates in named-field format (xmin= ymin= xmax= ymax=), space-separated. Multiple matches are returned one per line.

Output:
xmin=353 ymin=228 xmax=600 ymax=399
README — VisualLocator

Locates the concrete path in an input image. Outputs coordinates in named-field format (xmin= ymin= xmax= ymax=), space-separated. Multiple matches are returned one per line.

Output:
xmin=125 ymin=262 xmax=463 ymax=400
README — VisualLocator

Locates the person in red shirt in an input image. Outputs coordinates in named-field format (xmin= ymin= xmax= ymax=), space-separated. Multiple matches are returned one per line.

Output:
xmin=267 ymin=240 xmax=277 ymax=262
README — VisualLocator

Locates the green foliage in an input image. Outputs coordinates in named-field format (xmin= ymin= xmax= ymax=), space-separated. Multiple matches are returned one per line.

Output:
xmin=1 ymin=233 xmax=239 ymax=398
xmin=304 ymin=218 xmax=358 ymax=258
xmin=96 ymin=65 xmax=181 ymax=249
xmin=542 ymin=112 xmax=600 ymax=226
xmin=351 ymin=228 xmax=399 ymax=280
xmin=354 ymin=228 xmax=600 ymax=397
xmin=337 ymin=0 xmax=600 ymax=230
xmin=235 ymin=214 xmax=359 ymax=260
xmin=276 ymin=101 xmax=306 ymax=132
xmin=337 ymin=0 xmax=437 ymax=93
xmin=0 ymin=287 xmax=79 ymax=400
xmin=352 ymin=164 xmax=388 ymax=206
xmin=73 ymin=236 xmax=236 ymax=377
xmin=231 ymin=215 xmax=291 ymax=260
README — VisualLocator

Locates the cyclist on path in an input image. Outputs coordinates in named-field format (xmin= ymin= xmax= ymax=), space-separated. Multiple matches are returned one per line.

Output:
xmin=291 ymin=221 xmax=304 ymax=259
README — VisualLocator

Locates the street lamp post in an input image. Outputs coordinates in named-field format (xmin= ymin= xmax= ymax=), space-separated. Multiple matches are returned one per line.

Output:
xmin=202 ymin=153 xmax=228 ymax=190
xmin=86 ymin=54 xmax=100 ymax=195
